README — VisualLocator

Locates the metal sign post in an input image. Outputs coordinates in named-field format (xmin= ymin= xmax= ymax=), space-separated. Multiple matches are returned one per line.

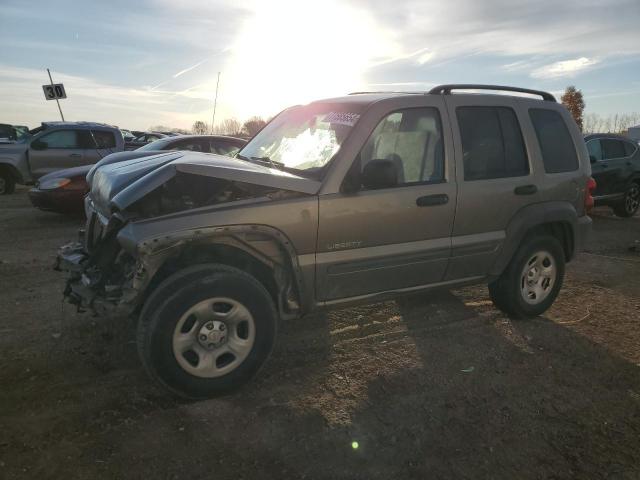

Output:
xmin=46 ymin=68 xmax=65 ymax=121
xmin=210 ymin=72 xmax=220 ymax=134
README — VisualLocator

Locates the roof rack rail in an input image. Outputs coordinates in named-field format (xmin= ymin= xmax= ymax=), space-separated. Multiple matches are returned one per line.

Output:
xmin=428 ymin=84 xmax=556 ymax=102
xmin=348 ymin=91 xmax=421 ymax=95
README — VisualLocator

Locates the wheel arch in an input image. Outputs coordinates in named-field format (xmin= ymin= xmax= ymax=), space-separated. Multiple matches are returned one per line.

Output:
xmin=0 ymin=162 xmax=24 ymax=184
xmin=490 ymin=201 xmax=579 ymax=277
xmin=127 ymin=224 xmax=308 ymax=319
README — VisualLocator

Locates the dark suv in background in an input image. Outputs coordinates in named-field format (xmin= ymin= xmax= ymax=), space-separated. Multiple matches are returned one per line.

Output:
xmin=586 ymin=133 xmax=640 ymax=217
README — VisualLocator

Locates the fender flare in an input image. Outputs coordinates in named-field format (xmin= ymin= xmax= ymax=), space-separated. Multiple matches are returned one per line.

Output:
xmin=0 ymin=162 xmax=25 ymax=184
xmin=117 ymin=223 xmax=309 ymax=316
xmin=490 ymin=201 xmax=579 ymax=276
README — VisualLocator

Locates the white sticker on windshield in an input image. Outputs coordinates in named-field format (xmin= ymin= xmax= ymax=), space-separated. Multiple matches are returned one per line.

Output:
xmin=323 ymin=112 xmax=360 ymax=126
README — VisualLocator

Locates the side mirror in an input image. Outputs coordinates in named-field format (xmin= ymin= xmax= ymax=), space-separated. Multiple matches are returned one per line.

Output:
xmin=31 ymin=139 xmax=48 ymax=150
xmin=362 ymin=159 xmax=399 ymax=190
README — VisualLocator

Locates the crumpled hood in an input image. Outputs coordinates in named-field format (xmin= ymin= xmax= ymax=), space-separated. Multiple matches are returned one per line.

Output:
xmin=90 ymin=151 xmax=321 ymax=215
xmin=86 ymin=150 xmax=170 ymax=185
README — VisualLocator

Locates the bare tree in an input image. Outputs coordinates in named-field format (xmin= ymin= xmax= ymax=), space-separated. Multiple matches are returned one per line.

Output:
xmin=214 ymin=118 xmax=243 ymax=136
xmin=192 ymin=120 xmax=208 ymax=135
xmin=561 ymin=86 xmax=585 ymax=131
xmin=242 ymin=116 xmax=267 ymax=137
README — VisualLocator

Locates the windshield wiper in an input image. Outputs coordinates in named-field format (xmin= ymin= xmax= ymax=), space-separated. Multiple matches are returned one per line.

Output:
xmin=250 ymin=156 xmax=285 ymax=170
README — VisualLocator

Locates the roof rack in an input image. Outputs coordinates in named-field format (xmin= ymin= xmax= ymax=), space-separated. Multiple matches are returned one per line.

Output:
xmin=348 ymin=91 xmax=422 ymax=95
xmin=428 ymin=84 xmax=556 ymax=102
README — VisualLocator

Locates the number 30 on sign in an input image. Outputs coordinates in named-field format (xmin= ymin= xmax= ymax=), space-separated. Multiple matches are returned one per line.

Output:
xmin=42 ymin=84 xmax=67 ymax=100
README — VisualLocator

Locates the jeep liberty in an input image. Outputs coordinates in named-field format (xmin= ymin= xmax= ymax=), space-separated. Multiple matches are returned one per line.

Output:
xmin=57 ymin=85 xmax=593 ymax=398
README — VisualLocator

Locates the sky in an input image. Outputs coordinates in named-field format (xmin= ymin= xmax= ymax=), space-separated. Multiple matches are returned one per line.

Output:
xmin=1 ymin=0 xmax=639 ymax=131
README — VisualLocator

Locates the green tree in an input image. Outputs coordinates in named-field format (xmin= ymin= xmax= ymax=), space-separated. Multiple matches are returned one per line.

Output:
xmin=561 ymin=86 xmax=585 ymax=131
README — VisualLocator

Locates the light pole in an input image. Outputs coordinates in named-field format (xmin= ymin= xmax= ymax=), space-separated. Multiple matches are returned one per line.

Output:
xmin=211 ymin=72 xmax=220 ymax=134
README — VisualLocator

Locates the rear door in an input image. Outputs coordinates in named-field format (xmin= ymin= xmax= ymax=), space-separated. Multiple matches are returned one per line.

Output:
xmin=316 ymin=99 xmax=457 ymax=301
xmin=444 ymin=96 xmax=537 ymax=280
xmin=28 ymin=129 xmax=87 ymax=178
xmin=85 ymin=129 xmax=118 ymax=164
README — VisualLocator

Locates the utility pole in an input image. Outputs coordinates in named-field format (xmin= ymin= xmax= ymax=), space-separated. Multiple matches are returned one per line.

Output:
xmin=210 ymin=72 xmax=220 ymax=134
xmin=47 ymin=68 xmax=65 ymax=121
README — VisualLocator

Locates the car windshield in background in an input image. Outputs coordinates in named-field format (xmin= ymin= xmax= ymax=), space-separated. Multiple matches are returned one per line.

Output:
xmin=238 ymin=104 xmax=362 ymax=174
xmin=137 ymin=138 xmax=173 ymax=151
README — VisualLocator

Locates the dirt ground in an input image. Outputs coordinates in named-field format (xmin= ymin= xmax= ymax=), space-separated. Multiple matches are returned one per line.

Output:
xmin=1 ymin=188 xmax=640 ymax=480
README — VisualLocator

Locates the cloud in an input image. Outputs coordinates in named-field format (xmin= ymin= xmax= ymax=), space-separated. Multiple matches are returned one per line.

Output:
xmin=173 ymin=59 xmax=207 ymax=78
xmin=531 ymin=57 xmax=599 ymax=79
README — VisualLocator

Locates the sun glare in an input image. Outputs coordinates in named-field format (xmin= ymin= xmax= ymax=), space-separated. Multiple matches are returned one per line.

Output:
xmin=223 ymin=0 xmax=395 ymax=119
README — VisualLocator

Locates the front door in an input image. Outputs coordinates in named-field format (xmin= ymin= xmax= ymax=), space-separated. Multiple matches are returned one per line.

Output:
xmin=28 ymin=129 xmax=87 ymax=179
xmin=316 ymin=103 xmax=457 ymax=301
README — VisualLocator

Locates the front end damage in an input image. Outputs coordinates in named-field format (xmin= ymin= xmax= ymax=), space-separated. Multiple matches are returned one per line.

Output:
xmin=56 ymin=152 xmax=319 ymax=317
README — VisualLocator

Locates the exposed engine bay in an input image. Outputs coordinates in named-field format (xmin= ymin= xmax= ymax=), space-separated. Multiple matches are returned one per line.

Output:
xmin=127 ymin=172 xmax=300 ymax=218
xmin=57 ymin=172 xmax=306 ymax=316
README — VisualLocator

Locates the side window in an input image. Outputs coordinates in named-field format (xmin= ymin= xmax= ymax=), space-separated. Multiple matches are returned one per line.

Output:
xmin=38 ymin=130 xmax=80 ymax=149
xmin=211 ymin=141 xmax=241 ymax=156
xmin=586 ymin=139 xmax=603 ymax=162
xmin=168 ymin=140 xmax=203 ymax=152
xmin=624 ymin=141 xmax=638 ymax=157
xmin=457 ymin=106 xmax=528 ymax=181
xmin=529 ymin=109 xmax=579 ymax=173
xmin=601 ymin=139 xmax=626 ymax=160
xmin=91 ymin=130 xmax=116 ymax=148
xmin=359 ymin=107 xmax=444 ymax=186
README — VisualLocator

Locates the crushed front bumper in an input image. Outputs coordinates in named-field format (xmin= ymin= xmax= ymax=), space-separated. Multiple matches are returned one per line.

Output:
xmin=55 ymin=208 xmax=134 ymax=315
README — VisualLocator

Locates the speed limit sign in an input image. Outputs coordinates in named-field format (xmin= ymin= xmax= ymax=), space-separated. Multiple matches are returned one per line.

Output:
xmin=42 ymin=83 xmax=67 ymax=100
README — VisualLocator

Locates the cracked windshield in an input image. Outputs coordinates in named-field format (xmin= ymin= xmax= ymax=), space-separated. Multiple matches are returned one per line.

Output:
xmin=239 ymin=106 xmax=360 ymax=172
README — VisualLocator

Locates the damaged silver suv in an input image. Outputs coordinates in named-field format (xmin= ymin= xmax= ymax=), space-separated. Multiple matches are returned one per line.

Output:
xmin=57 ymin=85 xmax=593 ymax=399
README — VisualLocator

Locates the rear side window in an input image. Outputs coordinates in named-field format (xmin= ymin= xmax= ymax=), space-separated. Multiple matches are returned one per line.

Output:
xmin=529 ymin=109 xmax=578 ymax=173
xmin=601 ymin=139 xmax=626 ymax=160
xmin=91 ymin=130 xmax=116 ymax=148
xmin=457 ymin=106 xmax=528 ymax=181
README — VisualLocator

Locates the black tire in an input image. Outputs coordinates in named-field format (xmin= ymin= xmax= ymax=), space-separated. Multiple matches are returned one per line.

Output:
xmin=489 ymin=235 xmax=565 ymax=319
xmin=137 ymin=264 xmax=277 ymax=399
xmin=0 ymin=171 xmax=15 ymax=195
xmin=612 ymin=183 xmax=640 ymax=218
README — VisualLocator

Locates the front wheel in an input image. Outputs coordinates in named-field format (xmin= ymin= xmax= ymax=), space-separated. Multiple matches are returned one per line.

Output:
xmin=0 ymin=171 xmax=15 ymax=195
xmin=137 ymin=264 xmax=277 ymax=399
xmin=613 ymin=183 xmax=640 ymax=218
xmin=489 ymin=235 xmax=565 ymax=318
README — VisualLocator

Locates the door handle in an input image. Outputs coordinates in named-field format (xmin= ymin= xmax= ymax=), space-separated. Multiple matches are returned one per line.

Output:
xmin=514 ymin=185 xmax=537 ymax=195
xmin=416 ymin=194 xmax=448 ymax=207
xmin=69 ymin=153 xmax=82 ymax=158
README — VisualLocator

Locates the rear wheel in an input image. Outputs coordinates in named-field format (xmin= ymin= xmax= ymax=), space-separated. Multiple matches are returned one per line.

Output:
xmin=137 ymin=264 xmax=277 ymax=399
xmin=0 ymin=171 xmax=15 ymax=195
xmin=489 ymin=235 xmax=565 ymax=318
xmin=613 ymin=183 xmax=640 ymax=218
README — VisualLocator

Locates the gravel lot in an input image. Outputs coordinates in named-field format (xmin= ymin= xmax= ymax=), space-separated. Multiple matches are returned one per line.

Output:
xmin=1 ymin=188 xmax=640 ymax=479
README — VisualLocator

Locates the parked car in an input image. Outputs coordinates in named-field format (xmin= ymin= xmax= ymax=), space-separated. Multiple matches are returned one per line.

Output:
xmin=585 ymin=133 xmax=640 ymax=217
xmin=57 ymin=85 xmax=593 ymax=399
xmin=28 ymin=165 xmax=89 ymax=214
xmin=0 ymin=121 xmax=123 ymax=194
xmin=125 ymin=132 xmax=167 ymax=150
xmin=29 ymin=135 xmax=247 ymax=213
